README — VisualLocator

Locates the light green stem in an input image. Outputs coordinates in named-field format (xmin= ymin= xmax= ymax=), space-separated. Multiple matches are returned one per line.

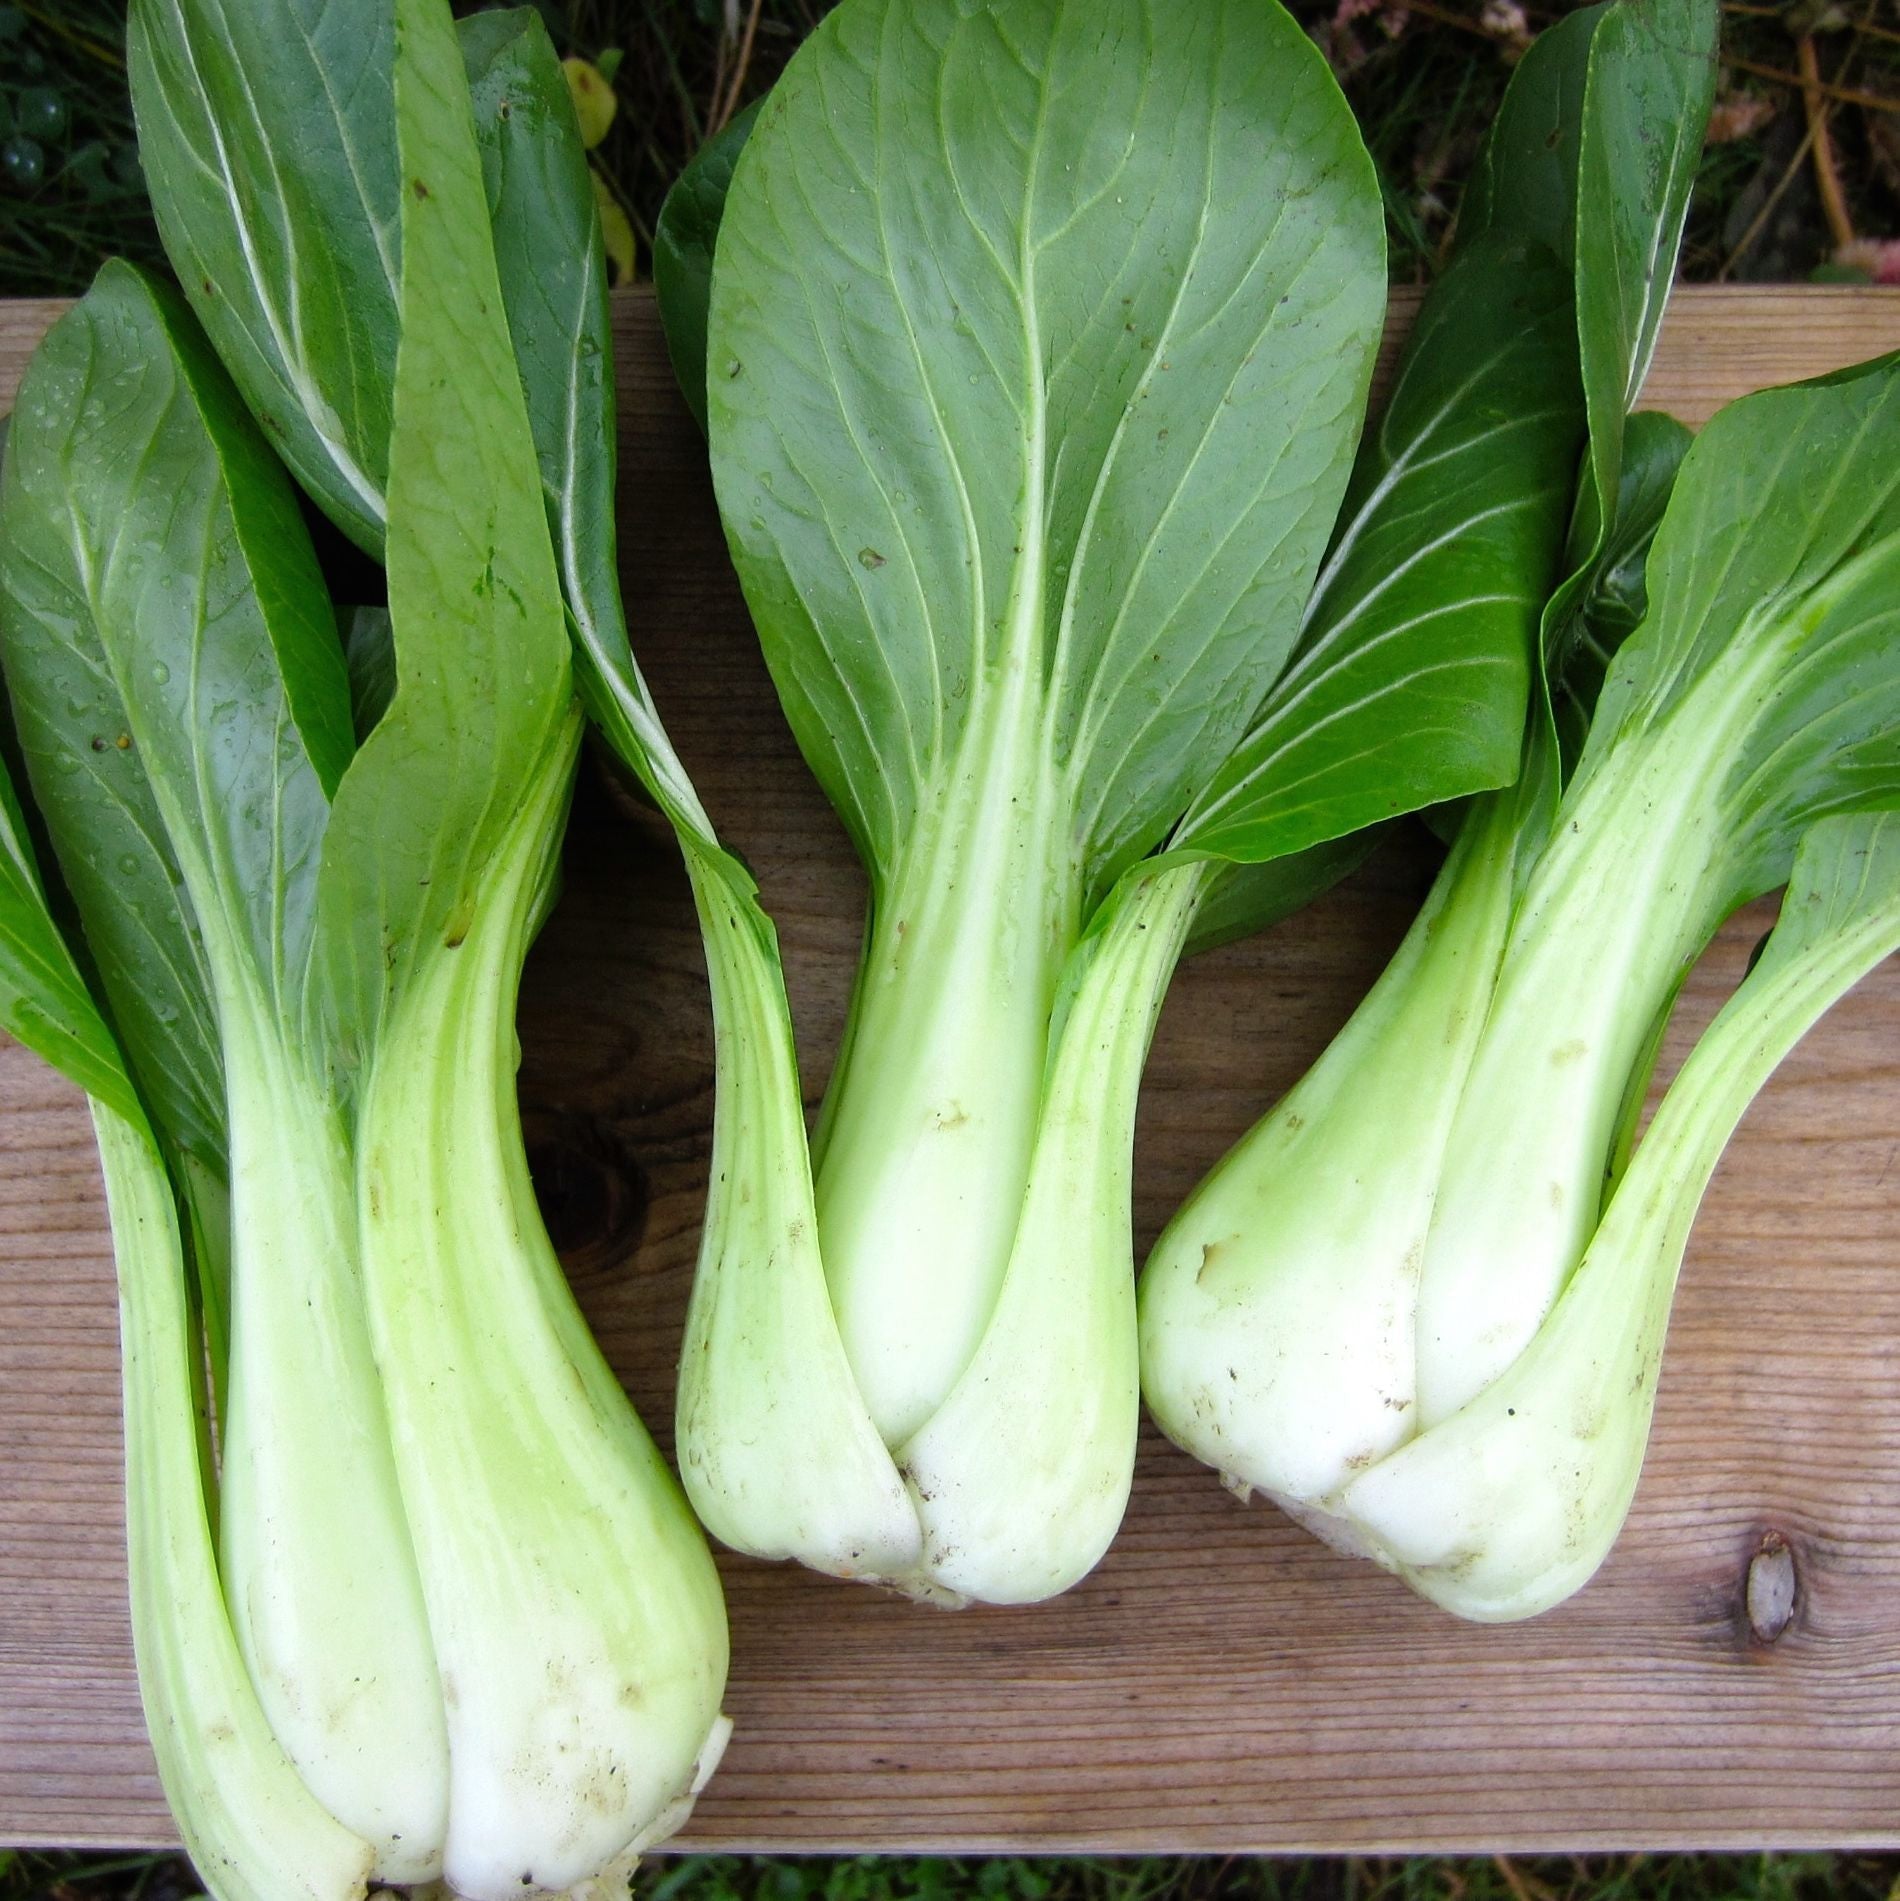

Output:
xmin=898 ymin=858 xmax=1206 ymax=1604
xmin=674 ymin=838 xmax=921 ymax=1582
xmin=1413 ymin=666 xmax=1761 ymax=1422
xmin=1338 ymin=840 xmax=1900 ymax=1620
xmin=814 ymin=671 xmax=1081 ymax=1449
xmin=216 ymin=1008 xmax=446 ymax=1880
xmin=95 ymin=1100 xmax=374 ymax=1901
xmin=357 ymin=714 xmax=728 ymax=1899
xmin=1139 ymin=780 xmax=1526 ymax=1508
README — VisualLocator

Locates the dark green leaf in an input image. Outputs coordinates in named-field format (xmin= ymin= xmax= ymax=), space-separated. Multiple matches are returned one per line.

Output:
xmin=2 ymin=265 xmax=349 ymax=1041
xmin=462 ymin=5 xmax=711 ymax=833
xmin=0 ymin=734 xmax=138 ymax=1122
xmin=343 ymin=604 xmax=396 ymax=742
xmin=134 ymin=0 xmax=712 ymax=843
xmin=0 ymin=272 xmax=226 ymax=1172
xmin=653 ymin=101 xmax=760 ymax=437
xmin=1457 ymin=4 xmax=1603 ymax=264
xmin=1555 ymin=406 xmax=1692 ymax=726
xmin=1571 ymin=0 xmax=1718 ymax=529
xmin=1176 ymin=232 xmax=1580 ymax=862
xmin=1460 ymin=0 xmax=1715 ymax=669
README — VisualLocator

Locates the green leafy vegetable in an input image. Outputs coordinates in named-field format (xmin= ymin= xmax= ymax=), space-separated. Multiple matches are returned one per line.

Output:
xmin=338 ymin=8 xmax=728 ymax=1884
xmin=659 ymin=0 xmax=1595 ymax=1604
xmin=1340 ymin=809 xmax=1900 ymax=1619
xmin=134 ymin=0 xmax=824 ymax=1637
xmin=127 ymin=0 xmax=399 ymax=549
xmin=0 ymin=262 xmax=444 ymax=1874
xmin=1171 ymin=226 xmax=1576 ymax=866
xmin=2 ymin=0 xmax=732 ymax=1891
xmin=1139 ymin=0 xmax=1720 ymax=1586
xmin=0 ymin=389 xmax=385 ymax=1901
xmin=460 ymin=6 xmax=712 ymax=831
xmin=1140 ymin=334 xmax=1900 ymax=1618
xmin=132 ymin=0 xmax=710 ymax=836
xmin=1417 ymin=357 xmax=1900 ymax=1417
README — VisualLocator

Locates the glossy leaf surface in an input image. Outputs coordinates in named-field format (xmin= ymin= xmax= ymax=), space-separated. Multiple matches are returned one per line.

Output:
xmin=0 ymin=271 xmax=232 ymax=1171
xmin=1177 ymin=232 xmax=1579 ymax=862
xmin=129 ymin=0 xmax=399 ymax=551
xmin=464 ymin=6 xmax=709 ymax=831
xmin=1588 ymin=353 xmax=1900 ymax=906
xmin=134 ymin=0 xmax=702 ymax=833
xmin=7 ymin=268 xmax=346 ymax=1043
xmin=311 ymin=0 xmax=572 ymax=1065
xmin=1571 ymin=0 xmax=1718 ymax=524
xmin=708 ymin=0 xmax=1386 ymax=894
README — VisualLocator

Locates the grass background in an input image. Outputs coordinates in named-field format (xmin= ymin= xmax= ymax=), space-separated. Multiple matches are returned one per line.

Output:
xmin=5 ymin=1851 xmax=1900 ymax=1901
xmin=10 ymin=1849 xmax=1900 ymax=1900
xmin=2 ymin=1 xmax=1898 ymax=1896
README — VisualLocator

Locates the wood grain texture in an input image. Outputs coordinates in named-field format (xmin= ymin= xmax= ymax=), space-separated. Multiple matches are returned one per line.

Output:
xmin=1 ymin=287 xmax=1899 ymax=1855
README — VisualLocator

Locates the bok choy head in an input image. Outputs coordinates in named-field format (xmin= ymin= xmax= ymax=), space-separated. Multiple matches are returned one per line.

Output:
xmin=1140 ymin=0 xmax=1720 ymax=1533
xmin=0 ymin=1 xmax=733 ymax=1894
xmin=1 ymin=259 xmax=447 ymax=1884
xmin=0 ymin=702 xmax=380 ymax=1901
xmin=1141 ymin=282 xmax=1900 ymax=1619
xmin=651 ymin=0 xmax=1644 ymax=1605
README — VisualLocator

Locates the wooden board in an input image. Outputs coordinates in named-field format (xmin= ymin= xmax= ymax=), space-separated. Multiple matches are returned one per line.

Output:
xmin=2 ymin=286 xmax=1900 ymax=1857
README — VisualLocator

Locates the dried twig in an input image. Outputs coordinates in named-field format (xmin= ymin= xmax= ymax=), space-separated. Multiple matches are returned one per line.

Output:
xmin=14 ymin=1 xmax=122 ymax=69
xmin=1392 ymin=0 xmax=1501 ymax=39
xmin=1718 ymin=113 xmax=1822 ymax=277
xmin=708 ymin=0 xmax=767 ymax=137
xmin=1798 ymin=34 xmax=1858 ymax=249
xmin=1727 ymin=54 xmax=1900 ymax=114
